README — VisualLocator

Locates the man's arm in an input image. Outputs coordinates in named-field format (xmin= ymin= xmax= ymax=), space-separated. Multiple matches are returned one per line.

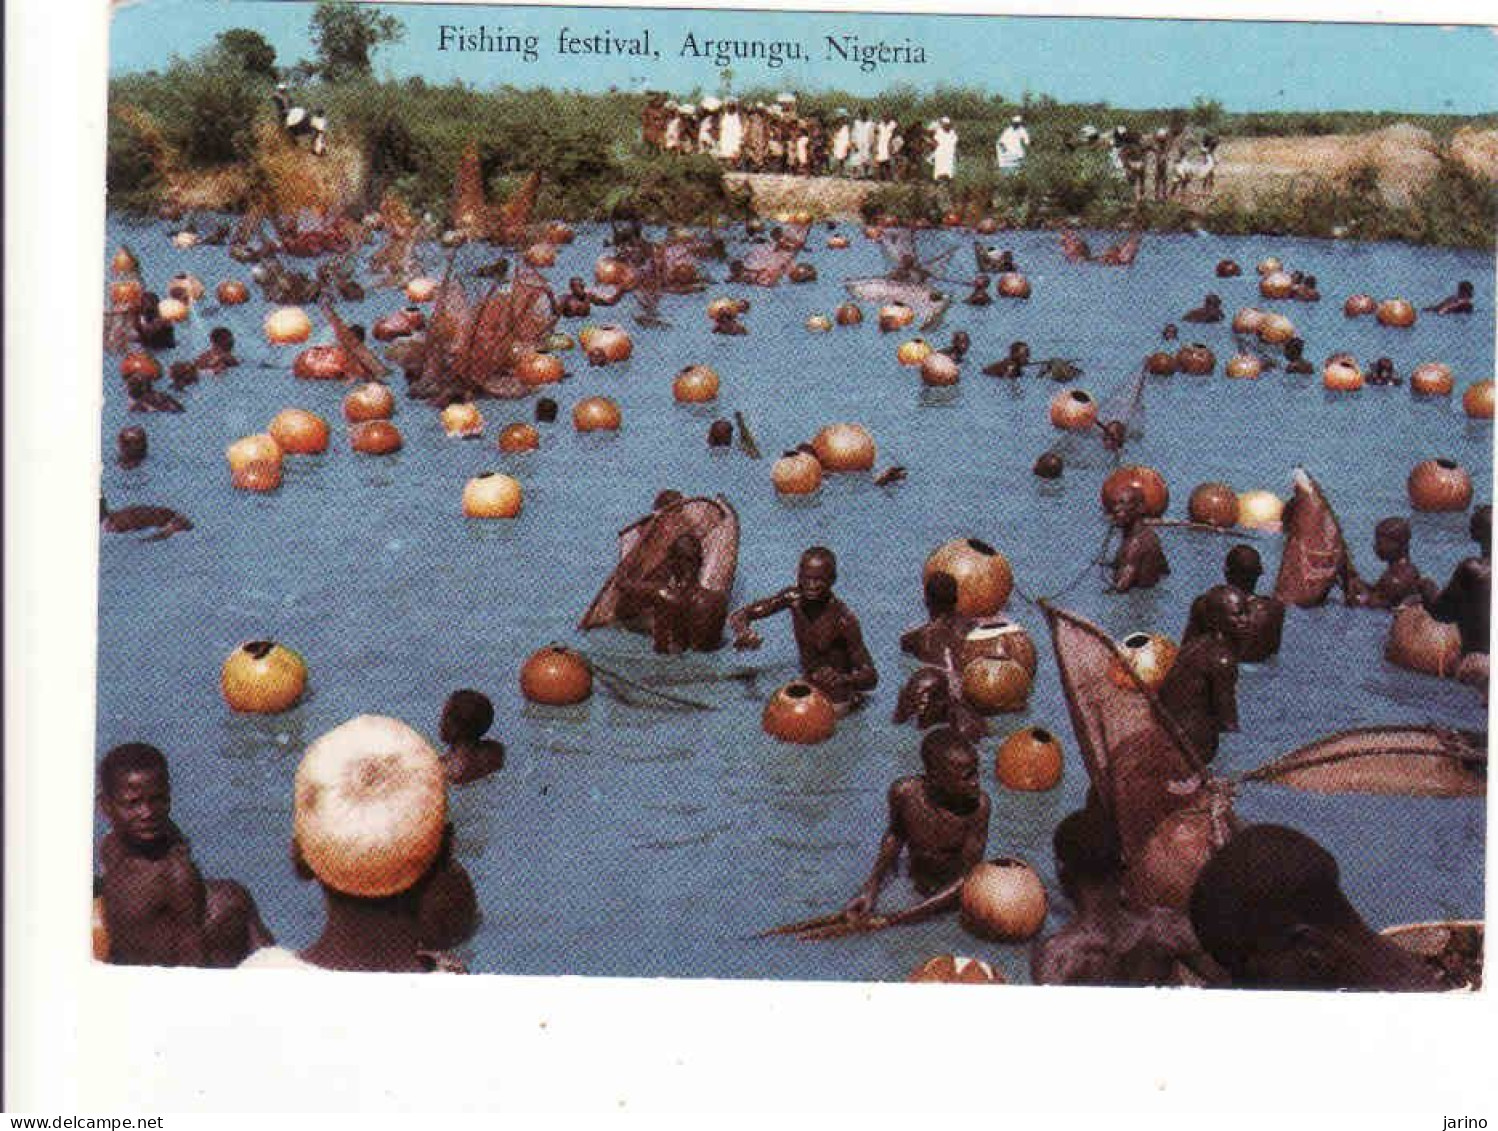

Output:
xmin=883 ymin=795 xmax=989 ymax=927
xmin=726 ymin=587 xmax=797 ymax=647
xmin=843 ymin=784 xmax=908 ymax=920
xmin=829 ymin=611 xmax=878 ymax=693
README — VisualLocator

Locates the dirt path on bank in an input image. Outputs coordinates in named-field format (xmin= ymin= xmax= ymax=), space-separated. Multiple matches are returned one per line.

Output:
xmin=726 ymin=125 xmax=1498 ymax=219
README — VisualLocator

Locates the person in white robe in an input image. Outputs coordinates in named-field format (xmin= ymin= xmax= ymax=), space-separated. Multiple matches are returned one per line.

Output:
xmin=929 ymin=117 xmax=958 ymax=182
xmin=996 ymin=114 xmax=1031 ymax=172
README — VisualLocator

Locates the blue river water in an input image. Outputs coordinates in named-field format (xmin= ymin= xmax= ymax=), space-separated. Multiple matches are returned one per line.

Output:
xmin=97 ymin=216 xmax=1490 ymax=982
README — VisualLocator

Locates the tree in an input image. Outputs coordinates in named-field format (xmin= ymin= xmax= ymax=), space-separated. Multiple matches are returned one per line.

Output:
xmin=216 ymin=29 xmax=278 ymax=78
xmin=309 ymin=2 xmax=404 ymax=80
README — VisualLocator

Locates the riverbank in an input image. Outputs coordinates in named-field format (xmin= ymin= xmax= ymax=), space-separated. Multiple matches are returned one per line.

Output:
xmin=107 ymin=58 xmax=1498 ymax=246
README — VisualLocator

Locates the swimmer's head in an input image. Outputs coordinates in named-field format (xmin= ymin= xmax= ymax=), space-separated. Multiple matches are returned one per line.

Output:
xmin=707 ymin=419 xmax=733 ymax=447
xmin=534 ymin=397 xmax=558 ymax=423
xmin=1189 ymin=824 xmax=1435 ymax=990
xmin=923 ymin=570 xmax=959 ymax=616
xmin=440 ymin=690 xmax=494 ymax=745
xmin=1373 ymin=517 xmax=1411 ymax=561
xmin=919 ymin=727 xmax=982 ymax=810
xmin=117 ymin=426 xmax=148 ymax=468
xmin=1204 ymin=293 xmax=1221 ymax=308
xmin=1458 ymin=281 xmax=1474 ymax=298
xmin=293 ymin=715 xmax=447 ymax=899
xmin=1283 ymin=338 xmax=1305 ymax=361
xmin=1107 ymin=484 xmax=1145 ymax=524
xmin=798 ymin=546 xmax=838 ymax=600
xmin=1200 ymin=585 xmax=1250 ymax=641
xmin=1224 ymin=544 xmax=1264 ymax=591
xmin=1008 ymin=340 xmax=1030 ymax=365
xmin=1162 ymin=323 xmax=1179 ymax=341
xmin=98 ymin=743 xmax=172 ymax=847
xmin=209 ymin=327 xmax=234 ymax=350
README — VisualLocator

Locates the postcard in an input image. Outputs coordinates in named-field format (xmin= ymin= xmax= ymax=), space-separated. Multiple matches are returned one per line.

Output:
xmin=8 ymin=0 xmax=1498 ymax=1113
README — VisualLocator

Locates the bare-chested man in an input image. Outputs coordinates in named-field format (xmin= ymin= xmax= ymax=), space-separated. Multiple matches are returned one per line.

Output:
xmin=1423 ymin=504 xmax=1491 ymax=691
xmin=1347 ymin=518 xmax=1436 ymax=609
xmin=1185 ymin=544 xmax=1284 ymax=662
xmin=1158 ymin=587 xmax=1246 ymax=763
xmin=729 ymin=546 xmax=878 ymax=709
xmin=1106 ymin=485 xmax=1169 ymax=593
xmin=97 ymin=743 xmax=272 ymax=967
xmin=899 ymin=571 xmax=971 ymax=667
xmin=618 ymin=533 xmax=728 ymax=655
xmin=842 ymin=728 xmax=990 ymax=927
xmin=1032 ymin=804 xmax=1224 ymax=987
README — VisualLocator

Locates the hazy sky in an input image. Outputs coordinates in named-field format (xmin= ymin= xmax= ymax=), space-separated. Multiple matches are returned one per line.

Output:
xmin=109 ymin=1 xmax=1498 ymax=113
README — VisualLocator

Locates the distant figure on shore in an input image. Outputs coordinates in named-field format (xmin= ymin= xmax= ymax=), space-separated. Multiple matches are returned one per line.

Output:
xmin=439 ymin=690 xmax=506 ymax=786
xmin=97 ymin=743 xmax=273 ymax=967
xmin=995 ymin=114 xmax=1030 ymax=172
xmin=1190 ymin=824 xmax=1441 ymax=990
xmin=848 ymin=108 xmax=875 ymax=178
xmin=928 ymin=117 xmax=958 ymax=183
xmin=1426 ymin=281 xmax=1474 ymax=315
xmin=272 ymin=84 xmax=327 ymax=156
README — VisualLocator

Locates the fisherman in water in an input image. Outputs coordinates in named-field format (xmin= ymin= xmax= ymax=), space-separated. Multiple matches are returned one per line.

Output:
xmin=97 ymin=743 xmax=273 ymax=967
xmin=729 ymin=546 xmax=878 ymax=711
xmin=837 ymin=728 xmax=989 ymax=931
xmin=1158 ymin=586 xmax=1246 ymax=764
xmin=618 ymin=532 xmax=728 ymax=655
xmin=1032 ymin=804 xmax=1225 ymax=987
xmin=1184 ymin=545 xmax=1284 ymax=662
xmin=1423 ymin=504 xmax=1491 ymax=693
xmin=1106 ymin=485 xmax=1170 ymax=593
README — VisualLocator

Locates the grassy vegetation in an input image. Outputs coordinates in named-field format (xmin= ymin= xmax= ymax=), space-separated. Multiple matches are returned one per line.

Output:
xmin=106 ymin=55 xmax=1497 ymax=246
